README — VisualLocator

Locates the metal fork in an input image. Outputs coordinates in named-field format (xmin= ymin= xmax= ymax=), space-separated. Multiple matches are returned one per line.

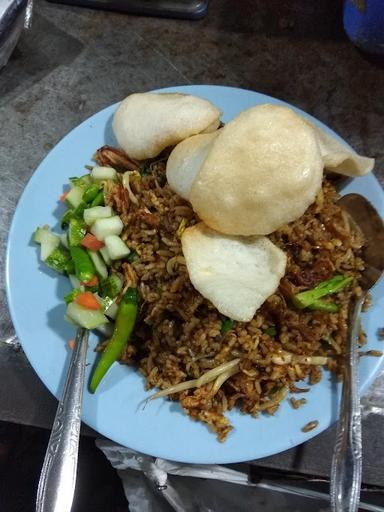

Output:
xmin=36 ymin=328 xmax=89 ymax=512
xmin=330 ymin=194 xmax=384 ymax=512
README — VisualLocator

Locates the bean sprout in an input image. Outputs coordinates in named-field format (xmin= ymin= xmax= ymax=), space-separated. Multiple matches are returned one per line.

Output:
xmin=211 ymin=366 xmax=240 ymax=396
xmin=272 ymin=353 xmax=328 ymax=366
xmin=195 ymin=359 xmax=241 ymax=388
xmin=147 ymin=358 xmax=241 ymax=401
xmin=122 ymin=171 xmax=140 ymax=205
xmin=166 ymin=255 xmax=186 ymax=275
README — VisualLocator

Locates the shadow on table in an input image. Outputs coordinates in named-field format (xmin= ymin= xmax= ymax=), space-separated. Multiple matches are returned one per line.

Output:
xmin=0 ymin=12 xmax=83 ymax=106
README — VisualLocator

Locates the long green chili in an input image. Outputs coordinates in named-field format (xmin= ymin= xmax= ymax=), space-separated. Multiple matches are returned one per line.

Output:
xmin=89 ymin=288 xmax=138 ymax=393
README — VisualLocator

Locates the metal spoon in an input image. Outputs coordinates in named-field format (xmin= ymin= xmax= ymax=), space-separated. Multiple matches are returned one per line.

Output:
xmin=330 ymin=193 xmax=384 ymax=512
xmin=36 ymin=327 xmax=89 ymax=512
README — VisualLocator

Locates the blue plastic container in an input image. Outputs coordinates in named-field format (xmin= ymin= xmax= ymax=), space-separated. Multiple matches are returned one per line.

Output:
xmin=344 ymin=0 xmax=384 ymax=54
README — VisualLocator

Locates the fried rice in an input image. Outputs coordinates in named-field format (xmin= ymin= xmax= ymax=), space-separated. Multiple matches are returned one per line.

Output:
xmin=96 ymin=146 xmax=365 ymax=442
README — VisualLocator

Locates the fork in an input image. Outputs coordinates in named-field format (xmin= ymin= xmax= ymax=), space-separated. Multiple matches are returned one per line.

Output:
xmin=36 ymin=327 xmax=89 ymax=512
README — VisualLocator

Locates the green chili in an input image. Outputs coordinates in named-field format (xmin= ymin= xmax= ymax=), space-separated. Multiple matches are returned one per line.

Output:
xmin=293 ymin=275 xmax=353 ymax=310
xmin=83 ymin=184 xmax=101 ymax=203
xmin=91 ymin=190 xmax=105 ymax=207
xmin=61 ymin=198 xmax=89 ymax=229
xmin=70 ymin=246 xmax=96 ymax=283
xmin=89 ymin=288 xmax=138 ymax=393
xmin=65 ymin=260 xmax=75 ymax=275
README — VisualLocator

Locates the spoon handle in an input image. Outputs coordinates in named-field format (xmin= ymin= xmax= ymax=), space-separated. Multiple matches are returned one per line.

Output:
xmin=330 ymin=296 xmax=364 ymax=512
xmin=36 ymin=328 xmax=89 ymax=512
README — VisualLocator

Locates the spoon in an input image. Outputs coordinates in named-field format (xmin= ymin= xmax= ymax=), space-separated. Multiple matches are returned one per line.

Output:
xmin=330 ymin=193 xmax=384 ymax=512
xmin=36 ymin=327 xmax=89 ymax=512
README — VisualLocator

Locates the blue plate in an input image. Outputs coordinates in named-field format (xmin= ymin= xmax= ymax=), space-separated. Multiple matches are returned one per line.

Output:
xmin=6 ymin=85 xmax=384 ymax=463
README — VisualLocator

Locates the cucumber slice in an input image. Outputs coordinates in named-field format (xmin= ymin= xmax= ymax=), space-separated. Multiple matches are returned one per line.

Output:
xmin=64 ymin=288 xmax=81 ymax=304
xmin=68 ymin=218 xmax=87 ymax=247
xmin=33 ymin=225 xmax=50 ymax=244
xmin=60 ymin=233 xmax=69 ymax=249
xmin=87 ymin=250 xmax=108 ymax=279
xmin=94 ymin=294 xmax=118 ymax=320
xmin=104 ymin=300 xmax=118 ymax=320
xmin=40 ymin=230 xmax=60 ymax=261
xmin=104 ymin=235 xmax=130 ymax=260
xmin=64 ymin=313 xmax=77 ymax=326
xmin=99 ymin=246 xmax=112 ymax=265
xmin=65 ymin=186 xmax=84 ymax=209
xmin=100 ymin=274 xmax=122 ymax=298
xmin=97 ymin=294 xmax=113 ymax=310
xmin=61 ymin=209 xmax=73 ymax=229
xmin=66 ymin=302 xmax=108 ymax=329
xmin=90 ymin=216 xmax=123 ymax=241
xmin=68 ymin=274 xmax=83 ymax=290
xmin=83 ymin=206 xmax=113 ymax=226
xmin=45 ymin=247 xmax=72 ymax=273
xmin=95 ymin=322 xmax=114 ymax=337
xmin=91 ymin=166 xmax=116 ymax=181
xmin=69 ymin=175 xmax=93 ymax=189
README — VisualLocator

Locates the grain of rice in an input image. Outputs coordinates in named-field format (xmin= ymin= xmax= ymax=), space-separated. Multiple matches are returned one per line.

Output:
xmin=359 ymin=350 xmax=383 ymax=357
xmin=290 ymin=398 xmax=307 ymax=409
xmin=302 ymin=420 xmax=319 ymax=432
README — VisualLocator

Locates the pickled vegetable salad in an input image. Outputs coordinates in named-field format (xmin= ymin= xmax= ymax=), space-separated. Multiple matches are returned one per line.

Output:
xmin=33 ymin=165 xmax=138 ymax=392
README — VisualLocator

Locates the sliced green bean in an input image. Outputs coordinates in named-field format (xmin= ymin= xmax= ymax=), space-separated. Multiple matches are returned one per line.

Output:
xmin=70 ymin=246 xmax=96 ymax=283
xmin=293 ymin=275 xmax=353 ymax=309
xmin=91 ymin=191 xmax=105 ymax=207
xmin=83 ymin=184 xmax=101 ymax=203
xmin=308 ymin=300 xmax=339 ymax=313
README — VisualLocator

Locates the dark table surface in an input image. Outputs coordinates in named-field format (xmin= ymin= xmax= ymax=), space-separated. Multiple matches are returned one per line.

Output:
xmin=1 ymin=0 xmax=384 ymax=487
